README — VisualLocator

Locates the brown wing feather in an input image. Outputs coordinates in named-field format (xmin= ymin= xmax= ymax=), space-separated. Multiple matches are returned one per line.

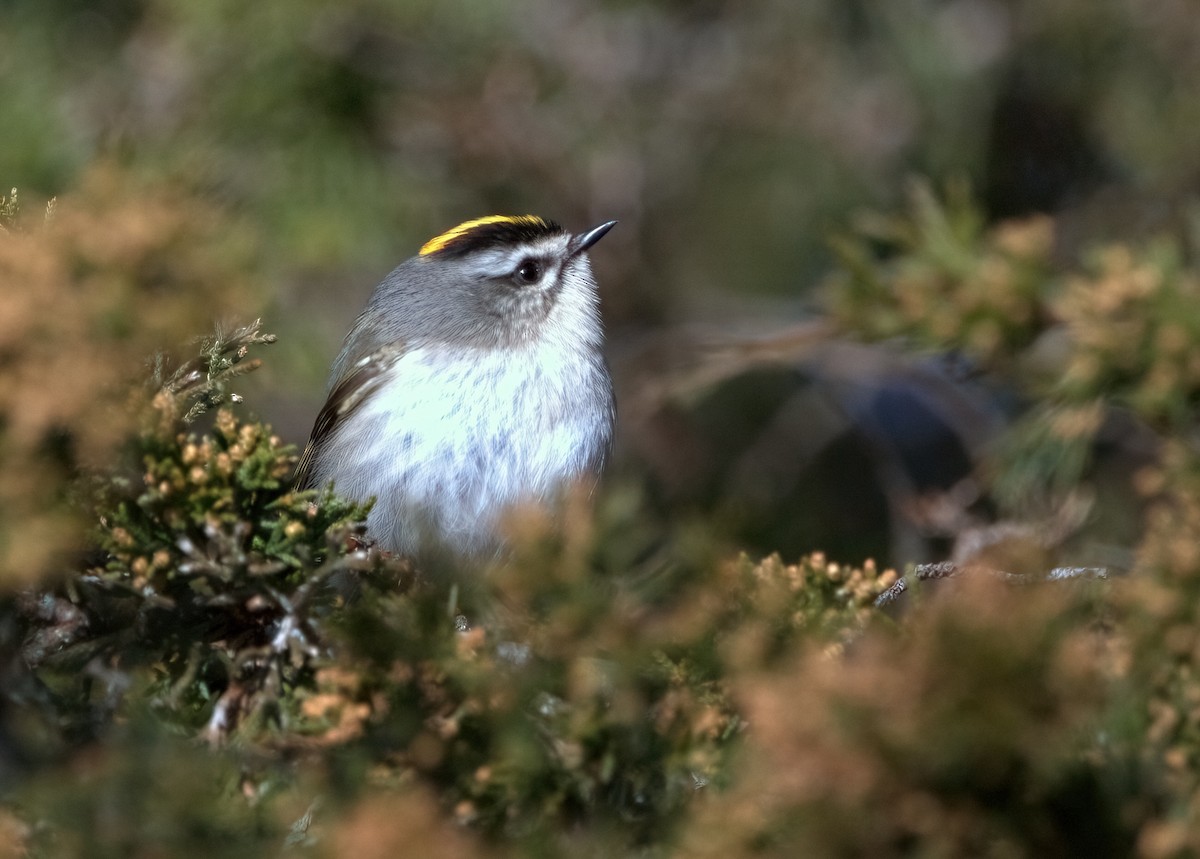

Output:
xmin=292 ymin=345 xmax=404 ymax=488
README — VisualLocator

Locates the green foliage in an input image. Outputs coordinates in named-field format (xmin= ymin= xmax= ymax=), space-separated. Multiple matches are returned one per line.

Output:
xmin=12 ymin=0 xmax=1200 ymax=368
xmin=1056 ymin=241 xmax=1200 ymax=426
xmin=816 ymin=184 xmax=1200 ymax=854
xmin=828 ymin=181 xmax=1200 ymax=427
xmin=19 ymin=717 xmax=288 ymax=859
xmin=0 ymin=186 xmax=54 ymax=234
xmin=7 ymin=324 xmax=897 ymax=856
xmin=310 ymin=546 xmax=884 ymax=844
xmin=25 ymin=324 xmax=378 ymax=748
xmin=0 ymin=187 xmax=17 ymax=231
xmin=9 ymin=2 xmax=1200 ymax=853
xmin=825 ymin=181 xmax=1200 ymax=516
xmin=13 ymin=184 xmax=1200 ymax=854
xmin=91 ymin=409 xmax=373 ymax=730
xmin=826 ymin=180 xmax=1055 ymax=366
xmin=12 ymin=1 xmax=1200 ymax=849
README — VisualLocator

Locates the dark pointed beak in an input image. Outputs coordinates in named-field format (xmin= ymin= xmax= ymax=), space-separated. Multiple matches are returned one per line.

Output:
xmin=570 ymin=220 xmax=617 ymax=256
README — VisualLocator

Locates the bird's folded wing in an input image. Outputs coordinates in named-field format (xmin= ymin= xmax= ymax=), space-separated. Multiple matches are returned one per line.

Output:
xmin=293 ymin=344 xmax=405 ymax=488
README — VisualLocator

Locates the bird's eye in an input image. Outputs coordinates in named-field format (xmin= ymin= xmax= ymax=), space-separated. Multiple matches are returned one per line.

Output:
xmin=514 ymin=258 xmax=543 ymax=285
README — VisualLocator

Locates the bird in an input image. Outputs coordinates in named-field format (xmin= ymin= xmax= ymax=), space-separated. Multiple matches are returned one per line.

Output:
xmin=295 ymin=215 xmax=617 ymax=557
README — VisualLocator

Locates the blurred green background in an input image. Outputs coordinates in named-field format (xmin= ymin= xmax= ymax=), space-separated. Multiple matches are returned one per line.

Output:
xmin=10 ymin=1 xmax=1197 ymax=325
xmin=4 ymin=0 xmax=1198 ymax=561
xmin=9 ymin=7 xmax=1200 ymax=852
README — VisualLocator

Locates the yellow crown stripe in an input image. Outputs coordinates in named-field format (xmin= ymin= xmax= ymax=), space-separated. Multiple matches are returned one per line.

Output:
xmin=419 ymin=215 xmax=548 ymax=256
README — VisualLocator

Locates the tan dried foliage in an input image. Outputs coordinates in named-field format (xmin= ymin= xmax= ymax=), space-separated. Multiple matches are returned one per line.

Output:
xmin=1114 ymin=444 xmax=1200 ymax=852
xmin=0 ymin=167 xmax=258 ymax=582
xmin=331 ymin=789 xmax=497 ymax=859
xmin=1055 ymin=243 xmax=1200 ymax=422
xmin=684 ymin=576 xmax=1105 ymax=858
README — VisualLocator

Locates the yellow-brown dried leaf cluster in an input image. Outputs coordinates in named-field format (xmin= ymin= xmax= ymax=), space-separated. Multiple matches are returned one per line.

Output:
xmin=827 ymin=183 xmax=1054 ymax=365
xmin=1115 ymin=443 xmax=1200 ymax=854
xmin=0 ymin=169 xmax=259 ymax=580
xmin=829 ymin=184 xmax=1200 ymax=435
xmin=684 ymin=577 xmax=1109 ymax=858
xmin=1056 ymin=243 xmax=1200 ymax=424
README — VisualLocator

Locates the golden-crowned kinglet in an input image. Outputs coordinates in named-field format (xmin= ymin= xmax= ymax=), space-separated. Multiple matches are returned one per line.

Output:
xmin=295 ymin=215 xmax=617 ymax=555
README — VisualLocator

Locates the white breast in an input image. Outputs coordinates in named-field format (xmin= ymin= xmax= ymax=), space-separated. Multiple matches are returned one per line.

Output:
xmin=313 ymin=340 xmax=611 ymax=555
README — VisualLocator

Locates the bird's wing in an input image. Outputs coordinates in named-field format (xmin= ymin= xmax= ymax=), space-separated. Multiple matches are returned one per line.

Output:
xmin=293 ymin=344 xmax=405 ymax=488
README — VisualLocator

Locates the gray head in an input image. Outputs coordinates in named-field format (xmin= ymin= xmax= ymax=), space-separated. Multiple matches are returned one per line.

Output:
xmin=335 ymin=216 xmax=616 ymax=376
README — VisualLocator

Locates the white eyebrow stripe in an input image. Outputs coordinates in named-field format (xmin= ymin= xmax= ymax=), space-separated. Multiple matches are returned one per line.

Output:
xmin=461 ymin=236 xmax=572 ymax=278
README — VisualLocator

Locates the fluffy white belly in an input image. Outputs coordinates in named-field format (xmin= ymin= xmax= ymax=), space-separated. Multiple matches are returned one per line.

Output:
xmin=313 ymin=344 xmax=610 ymax=554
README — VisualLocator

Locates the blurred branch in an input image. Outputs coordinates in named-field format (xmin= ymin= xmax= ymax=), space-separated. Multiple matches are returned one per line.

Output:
xmin=876 ymin=560 xmax=1108 ymax=607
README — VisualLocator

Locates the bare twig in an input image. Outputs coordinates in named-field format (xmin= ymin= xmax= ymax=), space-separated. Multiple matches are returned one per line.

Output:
xmin=876 ymin=562 xmax=1109 ymax=608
